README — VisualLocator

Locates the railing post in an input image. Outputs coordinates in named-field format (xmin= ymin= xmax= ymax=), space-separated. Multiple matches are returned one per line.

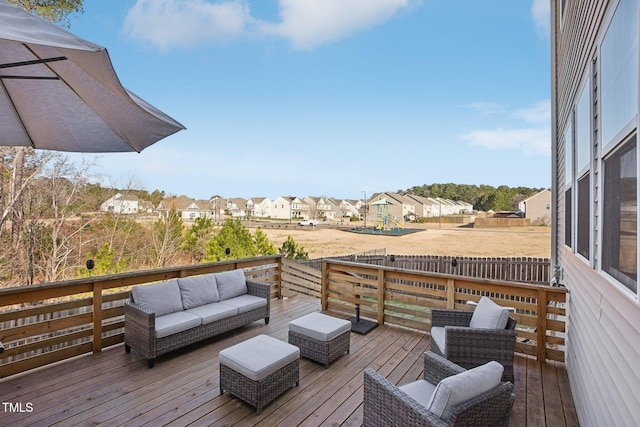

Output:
xmin=536 ymin=289 xmax=547 ymax=362
xmin=446 ymin=279 xmax=455 ymax=309
xmin=92 ymin=281 xmax=103 ymax=353
xmin=321 ymin=261 xmax=328 ymax=311
xmin=377 ymin=268 xmax=385 ymax=325
xmin=277 ymin=256 xmax=283 ymax=299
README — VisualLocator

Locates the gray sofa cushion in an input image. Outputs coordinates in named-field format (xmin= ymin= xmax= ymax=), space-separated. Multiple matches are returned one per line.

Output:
xmin=178 ymin=274 xmax=219 ymax=309
xmin=469 ymin=296 xmax=510 ymax=329
xmin=155 ymin=311 xmax=201 ymax=338
xmin=132 ymin=280 xmax=183 ymax=316
xmin=185 ymin=303 xmax=238 ymax=324
xmin=427 ymin=360 xmax=504 ymax=420
xmin=216 ymin=269 xmax=248 ymax=300
xmin=220 ymin=294 xmax=267 ymax=314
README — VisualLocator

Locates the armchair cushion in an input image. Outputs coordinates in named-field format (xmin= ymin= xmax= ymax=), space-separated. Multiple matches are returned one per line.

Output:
xmin=430 ymin=326 xmax=446 ymax=354
xmin=132 ymin=280 xmax=183 ymax=316
xmin=177 ymin=274 xmax=219 ymax=309
xmin=216 ymin=269 xmax=248 ymax=300
xmin=469 ymin=296 xmax=510 ymax=329
xmin=426 ymin=360 xmax=504 ymax=420
xmin=399 ymin=379 xmax=437 ymax=408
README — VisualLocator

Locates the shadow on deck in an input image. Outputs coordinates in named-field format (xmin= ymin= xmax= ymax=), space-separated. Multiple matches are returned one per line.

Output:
xmin=0 ymin=296 xmax=578 ymax=426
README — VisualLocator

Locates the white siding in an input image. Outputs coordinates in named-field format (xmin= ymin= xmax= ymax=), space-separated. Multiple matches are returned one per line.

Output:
xmin=562 ymin=250 xmax=640 ymax=427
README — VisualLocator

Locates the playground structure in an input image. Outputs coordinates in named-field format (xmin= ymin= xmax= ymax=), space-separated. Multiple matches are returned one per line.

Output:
xmin=372 ymin=199 xmax=404 ymax=231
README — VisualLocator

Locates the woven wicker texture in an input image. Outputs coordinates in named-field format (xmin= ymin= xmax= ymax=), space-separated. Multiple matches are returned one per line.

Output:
xmin=220 ymin=359 xmax=299 ymax=414
xmin=363 ymin=351 xmax=514 ymax=427
xmin=124 ymin=280 xmax=270 ymax=368
xmin=430 ymin=308 xmax=517 ymax=383
xmin=288 ymin=329 xmax=350 ymax=368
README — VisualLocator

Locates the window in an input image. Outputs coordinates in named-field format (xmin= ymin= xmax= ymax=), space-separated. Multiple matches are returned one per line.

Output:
xmin=602 ymin=134 xmax=637 ymax=293
xmin=600 ymin=0 xmax=639 ymax=147
xmin=575 ymin=79 xmax=591 ymax=259
xmin=577 ymin=174 xmax=590 ymax=258
xmin=565 ymin=188 xmax=572 ymax=247
xmin=564 ymin=117 xmax=574 ymax=248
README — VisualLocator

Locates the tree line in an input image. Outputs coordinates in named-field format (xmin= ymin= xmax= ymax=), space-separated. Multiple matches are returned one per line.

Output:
xmin=399 ymin=183 xmax=546 ymax=212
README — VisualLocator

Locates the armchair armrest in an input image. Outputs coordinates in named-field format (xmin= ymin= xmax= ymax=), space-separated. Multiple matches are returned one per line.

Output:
xmin=431 ymin=309 xmax=473 ymax=328
xmin=124 ymin=301 xmax=157 ymax=358
xmin=363 ymin=368 xmax=448 ymax=427
xmin=449 ymin=382 xmax=515 ymax=426
xmin=246 ymin=280 xmax=271 ymax=300
xmin=423 ymin=351 xmax=465 ymax=384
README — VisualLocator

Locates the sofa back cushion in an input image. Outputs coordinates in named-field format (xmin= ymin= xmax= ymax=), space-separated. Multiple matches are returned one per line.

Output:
xmin=177 ymin=274 xmax=219 ymax=309
xmin=131 ymin=280 xmax=183 ymax=316
xmin=469 ymin=296 xmax=510 ymax=329
xmin=427 ymin=360 xmax=504 ymax=420
xmin=216 ymin=269 xmax=247 ymax=301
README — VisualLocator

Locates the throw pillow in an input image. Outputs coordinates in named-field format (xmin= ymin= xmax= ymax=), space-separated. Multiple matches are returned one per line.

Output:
xmin=427 ymin=360 xmax=504 ymax=420
xmin=132 ymin=280 xmax=183 ymax=316
xmin=177 ymin=274 xmax=219 ymax=309
xmin=216 ymin=268 xmax=248 ymax=300
xmin=469 ymin=296 xmax=510 ymax=329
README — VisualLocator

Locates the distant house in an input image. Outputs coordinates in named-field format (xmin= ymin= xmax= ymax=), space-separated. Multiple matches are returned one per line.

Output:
xmin=157 ymin=196 xmax=213 ymax=221
xmin=329 ymin=198 xmax=361 ymax=218
xmin=271 ymin=196 xmax=294 ymax=221
xmin=518 ymin=189 xmax=551 ymax=225
xmin=226 ymin=198 xmax=247 ymax=218
xmin=209 ymin=196 xmax=226 ymax=222
xmin=304 ymin=196 xmax=333 ymax=220
xmin=369 ymin=192 xmax=416 ymax=225
xmin=100 ymin=193 xmax=139 ymax=214
xmin=247 ymin=197 xmax=272 ymax=219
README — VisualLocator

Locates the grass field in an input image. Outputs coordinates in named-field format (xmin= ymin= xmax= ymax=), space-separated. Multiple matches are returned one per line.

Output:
xmin=259 ymin=222 xmax=551 ymax=259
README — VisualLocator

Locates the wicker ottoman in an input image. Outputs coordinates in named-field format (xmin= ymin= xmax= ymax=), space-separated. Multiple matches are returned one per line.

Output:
xmin=219 ymin=334 xmax=300 ymax=414
xmin=289 ymin=312 xmax=351 ymax=368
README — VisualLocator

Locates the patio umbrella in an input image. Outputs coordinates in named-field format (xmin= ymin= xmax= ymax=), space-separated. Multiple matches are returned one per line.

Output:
xmin=0 ymin=1 xmax=185 ymax=153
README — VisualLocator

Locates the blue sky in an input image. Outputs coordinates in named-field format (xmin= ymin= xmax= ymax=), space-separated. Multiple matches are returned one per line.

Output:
xmin=66 ymin=0 xmax=551 ymax=200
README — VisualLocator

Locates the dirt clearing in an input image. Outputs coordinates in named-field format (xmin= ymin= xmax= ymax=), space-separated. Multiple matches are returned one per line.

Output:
xmin=259 ymin=223 xmax=551 ymax=259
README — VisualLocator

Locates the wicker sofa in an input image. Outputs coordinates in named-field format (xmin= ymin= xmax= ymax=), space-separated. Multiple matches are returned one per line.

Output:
xmin=364 ymin=351 xmax=515 ymax=427
xmin=124 ymin=268 xmax=270 ymax=368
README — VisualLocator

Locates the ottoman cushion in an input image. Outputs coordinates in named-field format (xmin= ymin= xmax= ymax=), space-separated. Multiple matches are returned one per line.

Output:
xmin=289 ymin=313 xmax=351 ymax=341
xmin=219 ymin=335 xmax=299 ymax=381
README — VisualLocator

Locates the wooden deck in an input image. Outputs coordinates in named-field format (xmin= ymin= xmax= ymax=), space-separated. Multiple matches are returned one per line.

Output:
xmin=0 ymin=296 xmax=578 ymax=426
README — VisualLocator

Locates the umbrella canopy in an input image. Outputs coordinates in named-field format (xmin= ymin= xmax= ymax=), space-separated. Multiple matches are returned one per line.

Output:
xmin=0 ymin=1 xmax=185 ymax=152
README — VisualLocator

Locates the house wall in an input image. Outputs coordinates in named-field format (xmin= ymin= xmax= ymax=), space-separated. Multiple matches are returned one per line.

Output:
xmin=520 ymin=189 xmax=551 ymax=224
xmin=561 ymin=249 xmax=640 ymax=427
xmin=552 ymin=1 xmax=640 ymax=426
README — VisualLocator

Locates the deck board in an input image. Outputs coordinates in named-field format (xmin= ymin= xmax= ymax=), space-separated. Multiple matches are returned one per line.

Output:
xmin=0 ymin=295 xmax=578 ymax=426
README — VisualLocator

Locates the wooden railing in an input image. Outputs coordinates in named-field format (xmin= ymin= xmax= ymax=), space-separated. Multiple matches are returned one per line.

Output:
xmin=1 ymin=255 xmax=566 ymax=379
xmin=283 ymin=259 xmax=567 ymax=363
xmin=304 ymin=254 xmax=551 ymax=285
xmin=0 ymin=256 xmax=282 ymax=378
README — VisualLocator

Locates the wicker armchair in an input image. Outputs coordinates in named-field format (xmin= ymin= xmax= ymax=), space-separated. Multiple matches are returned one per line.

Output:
xmin=429 ymin=305 xmax=517 ymax=383
xmin=363 ymin=352 xmax=514 ymax=427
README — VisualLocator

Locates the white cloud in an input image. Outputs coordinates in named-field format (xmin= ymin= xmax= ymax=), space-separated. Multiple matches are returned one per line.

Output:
xmin=123 ymin=0 xmax=412 ymax=51
xmin=261 ymin=0 xmax=411 ymax=50
xmin=531 ymin=0 xmax=550 ymax=38
xmin=462 ymin=127 xmax=550 ymax=156
xmin=123 ymin=0 xmax=252 ymax=51
xmin=461 ymin=99 xmax=551 ymax=156
xmin=513 ymin=99 xmax=550 ymax=124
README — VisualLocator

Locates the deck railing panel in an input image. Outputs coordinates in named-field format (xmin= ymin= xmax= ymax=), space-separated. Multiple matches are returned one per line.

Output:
xmin=0 ymin=256 xmax=282 ymax=378
xmin=315 ymin=260 xmax=567 ymax=363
